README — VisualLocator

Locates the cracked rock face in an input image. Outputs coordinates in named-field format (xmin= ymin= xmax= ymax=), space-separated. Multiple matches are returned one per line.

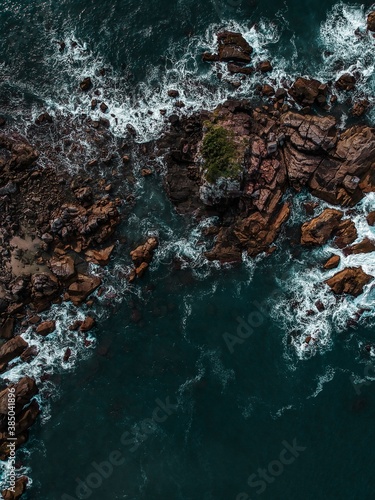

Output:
xmin=159 ymin=99 xmax=375 ymax=263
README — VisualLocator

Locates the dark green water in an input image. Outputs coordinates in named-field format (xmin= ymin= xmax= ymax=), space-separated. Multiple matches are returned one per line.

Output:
xmin=1 ymin=0 xmax=375 ymax=499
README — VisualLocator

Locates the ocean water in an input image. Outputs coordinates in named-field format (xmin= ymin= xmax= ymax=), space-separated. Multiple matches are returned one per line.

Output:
xmin=1 ymin=0 xmax=375 ymax=499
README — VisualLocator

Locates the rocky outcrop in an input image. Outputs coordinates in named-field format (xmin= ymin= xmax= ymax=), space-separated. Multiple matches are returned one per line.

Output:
xmin=335 ymin=73 xmax=356 ymax=91
xmin=1 ymin=476 xmax=28 ymax=500
xmin=67 ymin=274 xmax=101 ymax=306
xmin=281 ymin=113 xmax=375 ymax=206
xmin=203 ymin=31 xmax=252 ymax=65
xmin=301 ymin=209 xmax=343 ymax=246
xmin=129 ymin=237 xmax=159 ymax=280
xmin=345 ymin=238 xmax=375 ymax=255
xmin=325 ymin=267 xmax=373 ymax=297
xmin=0 ymin=336 xmax=28 ymax=366
xmin=288 ymin=77 xmax=328 ymax=107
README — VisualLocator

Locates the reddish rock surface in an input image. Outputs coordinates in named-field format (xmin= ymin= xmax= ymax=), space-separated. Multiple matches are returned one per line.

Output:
xmin=325 ymin=267 xmax=372 ymax=296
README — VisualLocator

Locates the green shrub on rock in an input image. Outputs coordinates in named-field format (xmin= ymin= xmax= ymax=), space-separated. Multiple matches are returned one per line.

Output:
xmin=201 ymin=123 xmax=241 ymax=183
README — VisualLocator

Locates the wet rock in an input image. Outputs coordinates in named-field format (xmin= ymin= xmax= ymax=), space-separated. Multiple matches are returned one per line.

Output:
xmin=48 ymin=255 xmax=76 ymax=280
xmin=335 ymin=73 xmax=356 ymax=91
xmin=20 ymin=346 xmax=38 ymax=363
xmin=35 ymin=112 xmax=53 ymax=125
xmin=323 ymin=255 xmax=340 ymax=270
xmin=79 ymin=77 xmax=92 ymax=91
xmin=257 ymin=60 xmax=272 ymax=73
xmin=367 ymin=11 xmax=375 ymax=31
xmin=130 ymin=237 xmax=159 ymax=267
xmin=168 ymin=90 xmax=179 ymax=98
xmin=0 ymin=337 xmax=28 ymax=365
xmin=63 ymin=348 xmax=71 ymax=362
xmin=35 ymin=320 xmax=56 ymax=336
xmin=80 ymin=316 xmax=96 ymax=332
xmin=0 ymin=318 xmax=14 ymax=340
xmin=288 ymin=77 xmax=328 ymax=107
xmin=84 ymin=245 xmax=114 ymax=265
xmin=1 ymin=476 xmax=28 ymax=500
xmin=325 ymin=267 xmax=372 ymax=297
xmin=345 ymin=238 xmax=375 ymax=255
xmin=351 ymin=99 xmax=370 ymax=117
xmin=227 ymin=63 xmax=253 ymax=75
xmin=100 ymin=102 xmax=108 ymax=113
xmin=67 ymin=274 xmax=102 ymax=306
xmin=0 ymin=377 xmax=38 ymax=415
xmin=301 ymin=209 xmax=343 ymax=246
xmin=334 ymin=219 xmax=358 ymax=248
xmin=217 ymin=31 xmax=253 ymax=63
xmin=367 ymin=211 xmax=375 ymax=226
xmin=261 ymin=84 xmax=275 ymax=96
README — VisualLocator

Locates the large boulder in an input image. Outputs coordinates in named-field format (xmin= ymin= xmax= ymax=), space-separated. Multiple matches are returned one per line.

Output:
xmin=67 ymin=274 xmax=101 ymax=306
xmin=0 ymin=377 xmax=38 ymax=415
xmin=217 ymin=31 xmax=253 ymax=64
xmin=35 ymin=320 xmax=56 ymax=336
xmin=300 ymin=209 xmax=343 ymax=246
xmin=288 ymin=78 xmax=328 ymax=107
xmin=0 ymin=336 xmax=28 ymax=365
xmin=1 ymin=476 xmax=28 ymax=500
xmin=48 ymin=255 xmax=76 ymax=280
xmin=325 ymin=267 xmax=372 ymax=296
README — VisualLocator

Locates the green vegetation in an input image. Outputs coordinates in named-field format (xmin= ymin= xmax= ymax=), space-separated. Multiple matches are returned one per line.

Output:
xmin=201 ymin=123 xmax=241 ymax=183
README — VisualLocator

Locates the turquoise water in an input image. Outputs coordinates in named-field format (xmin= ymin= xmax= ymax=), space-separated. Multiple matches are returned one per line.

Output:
xmin=1 ymin=0 xmax=375 ymax=499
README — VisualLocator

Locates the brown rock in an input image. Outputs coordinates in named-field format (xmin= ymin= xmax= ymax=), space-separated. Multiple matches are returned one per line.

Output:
xmin=0 ymin=337 xmax=28 ymax=365
xmin=335 ymin=73 xmax=356 ymax=91
xmin=217 ymin=31 xmax=253 ymax=63
xmin=334 ymin=219 xmax=358 ymax=248
xmin=351 ymin=99 xmax=370 ymax=117
xmin=63 ymin=348 xmax=71 ymax=362
xmin=20 ymin=346 xmax=38 ymax=363
xmin=325 ymin=267 xmax=372 ymax=297
xmin=227 ymin=63 xmax=253 ymax=75
xmin=130 ymin=237 xmax=159 ymax=266
xmin=324 ymin=255 xmax=340 ymax=270
xmin=0 ymin=377 xmax=38 ymax=415
xmin=141 ymin=168 xmax=153 ymax=177
xmin=301 ymin=209 xmax=343 ymax=246
xmin=202 ymin=52 xmax=219 ymax=62
xmin=261 ymin=84 xmax=275 ymax=96
xmin=1 ymin=476 xmax=28 ymax=500
xmin=168 ymin=90 xmax=179 ymax=98
xmin=80 ymin=316 xmax=96 ymax=332
xmin=68 ymin=274 xmax=102 ymax=306
xmin=288 ymin=77 xmax=328 ymax=107
xmin=80 ymin=77 xmax=92 ymax=91
xmin=345 ymin=238 xmax=375 ymax=255
xmin=368 ymin=11 xmax=375 ymax=31
xmin=258 ymin=60 xmax=272 ymax=73
xmin=100 ymin=102 xmax=108 ymax=113
xmin=48 ymin=255 xmax=76 ymax=280
xmin=0 ymin=318 xmax=14 ymax=340
xmin=85 ymin=245 xmax=115 ymax=266
xmin=35 ymin=320 xmax=56 ymax=336
xmin=367 ymin=211 xmax=375 ymax=226
xmin=134 ymin=262 xmax=148 ymax=278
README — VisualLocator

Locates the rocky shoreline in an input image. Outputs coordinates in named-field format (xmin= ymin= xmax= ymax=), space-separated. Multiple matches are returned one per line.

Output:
xmin=1 ymin=9 xmax=375 ymax=499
